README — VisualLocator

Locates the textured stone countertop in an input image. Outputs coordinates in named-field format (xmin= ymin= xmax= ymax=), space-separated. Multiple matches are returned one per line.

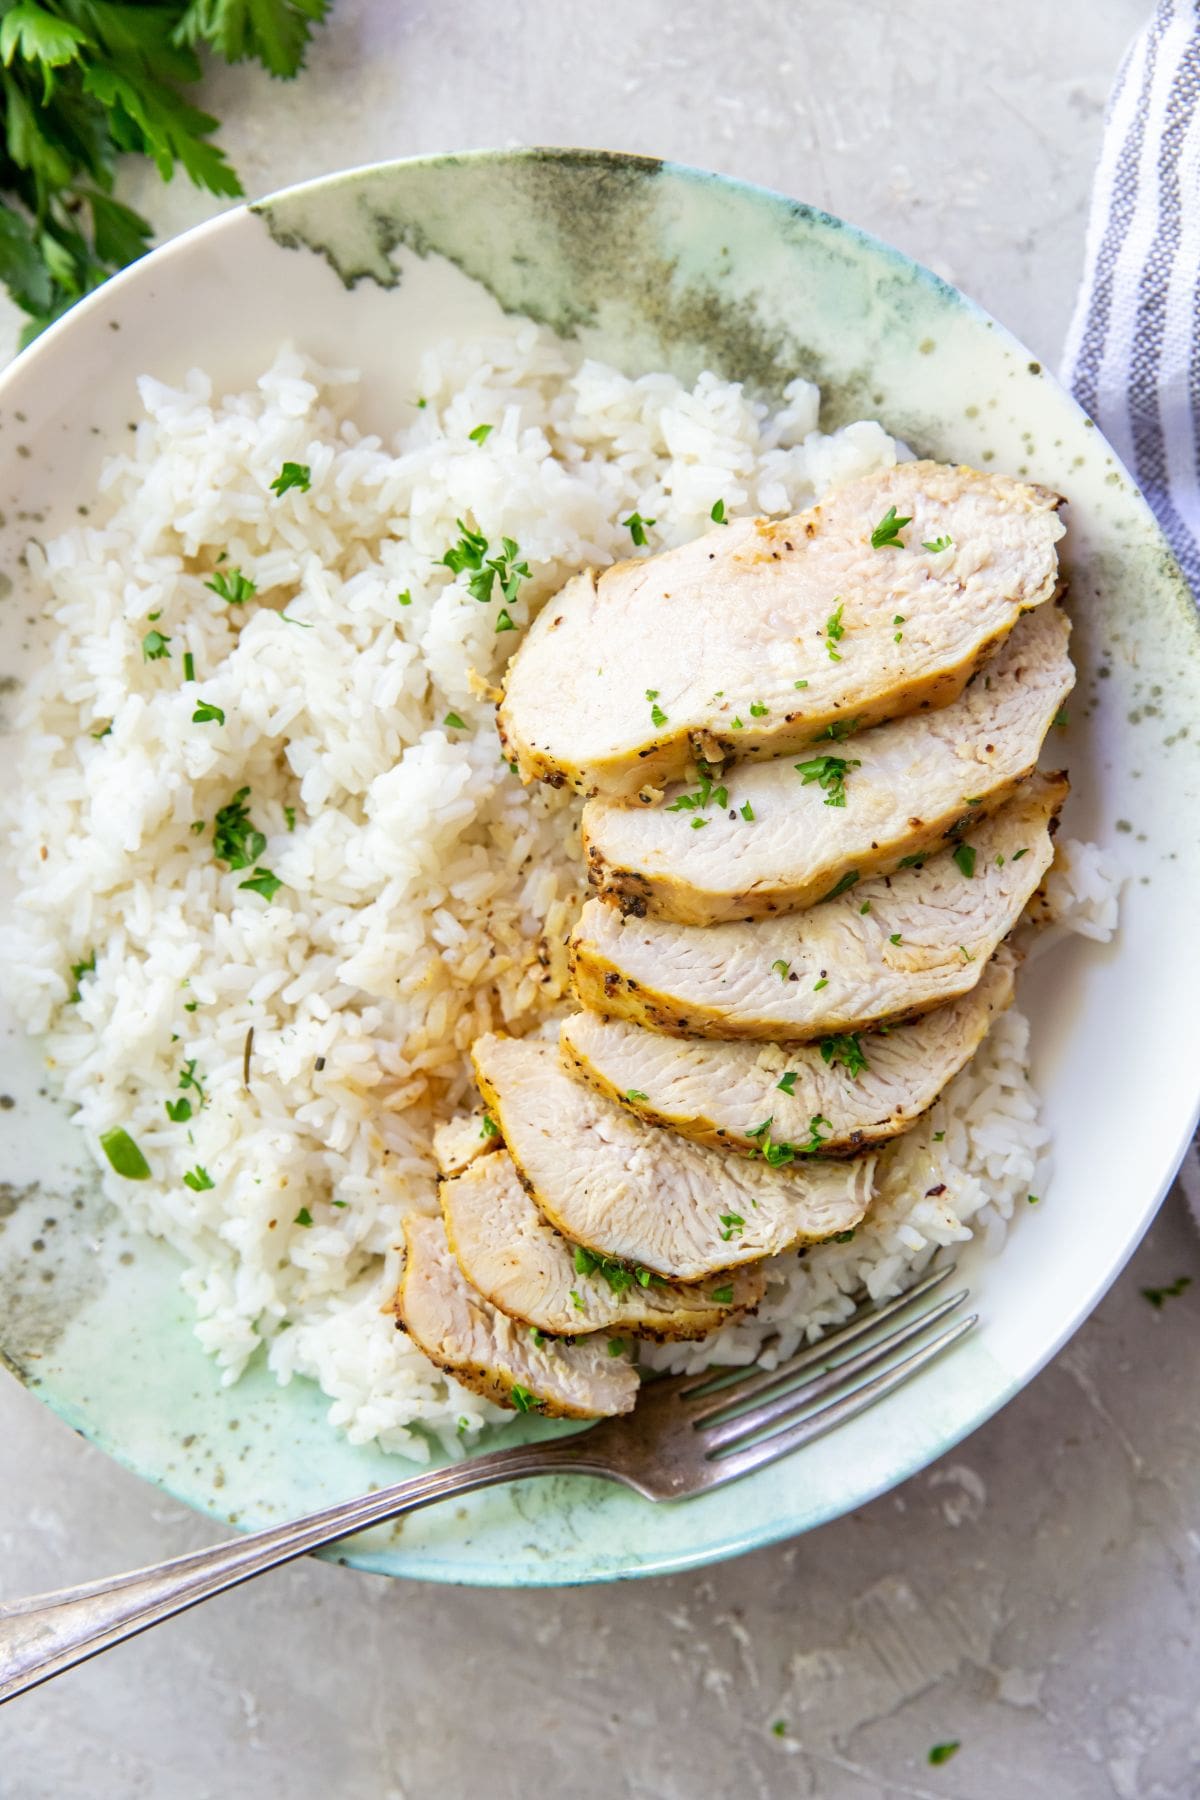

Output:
xmin=4 ymin=3 xmax=1200 ymax=1796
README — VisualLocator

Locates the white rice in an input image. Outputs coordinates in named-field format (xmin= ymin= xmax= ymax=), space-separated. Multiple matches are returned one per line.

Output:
xmin=0 ymin=330 xmax=1119 ymax=1459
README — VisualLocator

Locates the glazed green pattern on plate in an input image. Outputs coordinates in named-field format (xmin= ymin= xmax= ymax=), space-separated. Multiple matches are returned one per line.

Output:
xmin=1 ymin=150 xmax=1198 ymax=1585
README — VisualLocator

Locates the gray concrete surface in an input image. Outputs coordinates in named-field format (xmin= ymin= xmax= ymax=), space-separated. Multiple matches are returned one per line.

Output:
xmin=6 ymin=3 xmax=1199 ymax=1797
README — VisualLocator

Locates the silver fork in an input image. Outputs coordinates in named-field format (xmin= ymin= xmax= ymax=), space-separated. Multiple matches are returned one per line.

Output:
xmin=0 ymin=1263 xmax=973 ymax=1704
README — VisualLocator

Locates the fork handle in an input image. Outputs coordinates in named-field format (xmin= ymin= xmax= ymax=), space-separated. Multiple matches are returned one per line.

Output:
xmin=0 ymin=1436 xmax=596 ymax=1705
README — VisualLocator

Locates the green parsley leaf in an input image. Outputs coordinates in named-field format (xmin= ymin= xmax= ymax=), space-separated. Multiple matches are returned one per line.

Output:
xmin=398 ymin=590 xmax=412 ymax=606
xmin=495 ymin=609 xmax=517 ymax=632
xmin=443 ymin=711 xmax=467 ymax=730
xmin=824 ymin=601 xmax=845 ymax=660
xmin=1027 ymin=1193 xmax=1040 ymax=1205
xmin=711 ymin=1284 xmax=734 ymax=1304
xmin=959 ymin=945 xmax=974 ymax=963
xmin=468 ymin=423 xmax=493 ymax=444
xmin=812 ymin=716 xmax=859 ymax=742
xmin=952 ymin=843 xmax=977 ymax=878
xmin=178 ymin=1058 xmax=206 ymax=1106
xmin=794 ymin=679 xmax=809 ymax=689
xmin=820 ymin=1033 xmax=869 ymax=1079
xmin=1011 ymin=847 xmax=1029 ymax=861
xmin=718 ymin=1212 xmax=744 ymax=1240
xmin=777 ymin=1071 xmax=798 ymax=1094
xmin=440 ymin=519 xmax=489 ymax=583
xmin=569 ymin=1289 xmax=585 ymax=1312
xmin=99 ymin=1127 xmax=151 ymax=1180
xmin=184 ymin=1165 xmax=215 ymax=1192
xmin=771 ymin=1721 xmax=787 ymax=1738
xmin=529 ymin=1325 xmax=547 ymax=1348
xmin=1055 ymin=705 xmax=1069 ymax=727
xmin=933 ymin=1130 xmax=946 ymax=1141
xmin=740 ymin=801 xmax=755 ymax=822
xmin=623 ymin=511 xmax=655 ymax=547
xmin=822 ymin=869 xmax=860 ymax=900
xmin=898 ymin=852 xmax=926 ymax=869
xmin=205 ymin=567 xmax=256 ymax=605
xmin=731 ymin=716 xmax=744 ymax=730
xmin=141 ymin=628 xmax=171 ymax=662
xmin=270 ymin=461 xmax=311 ymax=497
xmin=795 ymin=753 xmax=860 ymax=808
xmin=646 ymin=688 xmax=668 ymax=728
xmin=922 ymin=536 xmax=953 ymax=554
xmin=293 ymin=1206 xmax=313 ymax=1227
xmin=710 ymin=498 xmax=727 ymax=523
xmin=182 ymin=651 xmax=196 ymax=682
xmin=67 ymin=950 xmax=95 ymax=1002
xmin=927 ymin=1742 xmax=961 ymax=1766
xmin=889 ymin=932 xmax=903 ymax=945
xmin=860 ymin=900 xmax=871 ymax=914
xmin=1142 ymin=1276 xmax=1191 ymax=1308
xmin=213 ymin=787 xmax=266 ymax=870
xmin=164 ymin=1097 xmax=192 ymax=1123
xmin=91 ymin=725 xmax=112 ymax=740
xmin=813 ymin=976 xmax=828 ymax=990
xmin=573 ymin=1244 xmax=597 ymax=1277
xmin=238 ymin=866 xmax=283 ymax=901
xmin=192 ymin=701 xmax=225 ymax=725
xmin=749 ymin=700 xmax=769 ymax=717
xmin=480 ymin=1113 xmax=499 ymax=1139
xmin=690 ymin=817 xmax=708 ymax=830
xmin=771 ymin=958 xmax=790 ymax=981
xmin=871 ymin=505 xmax=911 ymax=549
xmin=510 ymin=1383 xmax=539 ymax=1412
xmin=831 ymin=1228 xmax=856 ymax=1243
xmin=607 ymin=1338 xmax=626 ymax=1357
xmin=625 ymin=1089 xmax=649 ymax=1102
xmin=284 ymin=805 xmax=296 ymax=832
xmin=190 ymin=819 xmax=206 ymax=836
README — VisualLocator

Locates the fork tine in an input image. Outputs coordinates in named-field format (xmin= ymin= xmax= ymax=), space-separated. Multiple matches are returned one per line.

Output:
xmin=695 ymin=1314 xmax=977 ymax=1490
xmin=679 ymin=1260 xmax=957 ymax=1419
xmin=696 ymin=1287 xmax=970 ymax=1452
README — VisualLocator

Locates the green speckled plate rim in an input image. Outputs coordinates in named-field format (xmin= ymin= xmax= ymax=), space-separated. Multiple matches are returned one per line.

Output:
xmin=2 ymin=145 xmax=1198 ymax=1587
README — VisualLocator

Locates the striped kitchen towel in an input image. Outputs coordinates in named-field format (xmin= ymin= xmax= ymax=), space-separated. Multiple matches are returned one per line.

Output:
xmin=1061 ymin=0 xmax=1200 ymax=1223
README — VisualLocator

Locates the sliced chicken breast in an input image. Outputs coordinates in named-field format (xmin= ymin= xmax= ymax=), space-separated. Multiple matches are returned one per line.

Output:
xmin=570 ymin=773 xmax=1065 ymax=1040
xmin=499 ymin=462 xmax=1064 ymax=799
xmin=582 ymin=607 xmax=1073 ymax=923
xmin=391 ymin=1214 xmax=638 ymax=1418
xmin=471 ymin=1034 xmax=874 ymax=1280
xmin=441 ymin=1150 xmax=766 ymax=1337
xmin=561 ymin=951 xmax=1015 ymax=1156
xmin=433 ymin=1111 xmax=501 ymax=1178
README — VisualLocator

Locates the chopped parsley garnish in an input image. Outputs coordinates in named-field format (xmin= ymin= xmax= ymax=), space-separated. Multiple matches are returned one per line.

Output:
xmin=952 ymin=843 xmax=977 ymax=878
xmin=718 ymin=1212 xmax=745 ymax=1241
xmin=398 ymin=590 xmax=412 ymax=606
xmin=213 ymin=788 xmax=266 ymax=870
xmin=871 ymin=505 xmax=911 ymax=549
xmin=711 ymin=1284 xmax=734 ymax=1304
xmin=440 ymin=519 xmax=489 ymax=579
xmin=794 ymin=679 xmax=809 ymax=690
xmin=777 ymin=1071 xmax=798 ymax=1095
xmin=889 ymin=932 xmax=903 ymax=945
xmin=569 ymin=1289 xmax=585 ymax=1313
xmin=510 ymin=1384 xmax=537 ymax=1413
xmin=293 ymin=1206 xmax=313 ymax=1227
xmin=893 ymin=612 xmax=905 ymax=645
xmin=178 ymin=1059 xmax=206 ymax=1107
xmin=495 ymin=608 xmax=517 ymax=632
xmin=740 ymin=801 xmax=755 ymax=822
xmin=1142 ymin=1276 xmax=1191 ymax=1309
xmin=238 ymin=867 xmax=283 ymax=902
xmin=270 ymin=462 xmax=311 ymax=496
xmin=927 ymin=1742 xmax=961 ymax=1767
xmin=690 ymin=817 xmax=708 ymax=830
xmin=820 ymin=1033 xmax=868 ymax=1079
xmin=831 ymin=1228 xmax=856 ymax=1243
xmin=141 ymin=628 xmax=171 ymax=662
xmin=480 ymin=1113 xmax=499 ymax=1139
xmin=710 ymin=499 xmax=728 ymax=524
xmin=645 ymin=688 xmax=668 ymax=728
xmin=771 ymin=1721 xmax=787 ymax=1738
xmin=467 ymin=423 xmax=493 ymax=444
xmin=795 ymin=753 xmax=860 ymax=808
xmin=860 ymin=901 xmax=871 ymax=915
xmin=1011 ymin=847 xmax=1029 ymax=861
xmin=771 ymin=958 xmax=790 ymax=981
xmin=668 ymin=773 xmax=728 ymax=814
xmin=922 ymin=536 xmax=953 ymax=554
xmin=959 ymin=945 xmax=974 ymax=963
xmin=164 ymin=1098 xmax=192 ymax=1123
xmin=183 ymin=652 xmax=195 ymax=682
xmin=746 ymin=1117 xmax=772 ymax=1141
xmin=99 ymin=1128 xmax=151 ymax=1181
xmin=897 ymin=852 xmax=926 ymax=869
xmin=443 ymin=711 xmax=467 ymax=730
xmin=205 ymin=567 xmax=256 ymax=605
xmin=607 ymin=1338 xmax=626 ymax=1358
xmin=813 ymin=976 xmax=828 ymax=990
xmin=184 ymin=1166 xmax=215 ymax=1193
xmin=91 ymin=725 xmax=112 ymax=740
xmin=750 ymin=700 xmax=769 ymax=718
xmin=731 ymin=716 xmax=745 ymax=730
xmin=1055 ymin=706 xmax=1069 ymax=727
xmin=812 ymin=716 xmax=859 ymax=743
xmin=934 ymin=1130 xmax=945 ymax=1142
xmin=192 ymin=701 xmax=225 ymax=725
xmin=573 ymin=1243 xmax=638 ymax=1294
xmin=1027 ymin=1194 xmax=1040 ymax=1205
xmin=529 ymin=1326 xmax=547 ymax=1348
xmin=623 ymin=511 xmax=655 ymax=547
xmin=824 ymin=601 xmax=845 ymax=661
xmin=822 ymin=870 xmax=860 ymax=900
xmin=68 ymin=951 xmax=95 ymax=1002
xmin=284 ymin=806 xmax=296 ymax=832
xmin=190 ymin=820 xmax=206 ymax=836
xmin=280 ymin=614 xmax=312 ymax=628
xmin=625 ymin=1089 xmax=649 ymax=1102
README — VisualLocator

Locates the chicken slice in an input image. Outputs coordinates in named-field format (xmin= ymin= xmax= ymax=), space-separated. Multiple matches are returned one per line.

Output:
xmin=582 ymin=607 xmax=1073 ymax=923
xmin=561 ymin=950 xmax=1015 ymax=1156
xmin=441 ymin=1150 xmax=766 ymax=1338
xmin=498 ymin=462 xmax=1064 ymax=799
xmin=471 ymin=1035 xmax=874 ymax=1281
xmin=432 ymin=1111 xmax=501 ymax=1178
xmin=391 ymin=1214 xmax=638 ymax=1418
xmin=569 ymin=773 xmax=1065 ymax=1040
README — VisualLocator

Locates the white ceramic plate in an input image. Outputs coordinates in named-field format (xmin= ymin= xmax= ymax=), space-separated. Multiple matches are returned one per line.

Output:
xmin=2 ymin=151 xmax=1198 ymax=1585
